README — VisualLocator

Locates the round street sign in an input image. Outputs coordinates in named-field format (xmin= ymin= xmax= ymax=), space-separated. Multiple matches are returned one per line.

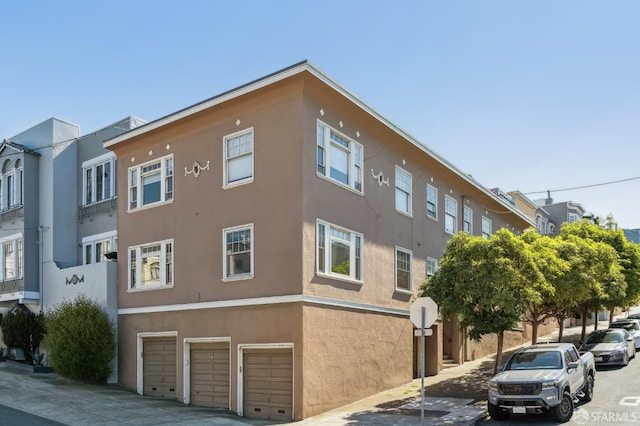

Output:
xmin=410 ymin=297 xmax=438 ymax=328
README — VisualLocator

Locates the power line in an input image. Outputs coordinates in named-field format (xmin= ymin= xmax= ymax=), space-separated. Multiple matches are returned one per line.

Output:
xmin=524 ymin=176 xmax=640 ymax=196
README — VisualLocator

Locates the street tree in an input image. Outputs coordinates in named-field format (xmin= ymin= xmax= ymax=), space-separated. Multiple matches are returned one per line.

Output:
xmin=421 ymin=229 xmax=543 ymax=374
xmin=518 ymin=230 xmax=558 ymax=344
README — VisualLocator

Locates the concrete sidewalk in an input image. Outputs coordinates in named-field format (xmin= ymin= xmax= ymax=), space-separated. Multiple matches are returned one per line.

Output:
xmin=0 ymin=309 xmax=635 ymax=426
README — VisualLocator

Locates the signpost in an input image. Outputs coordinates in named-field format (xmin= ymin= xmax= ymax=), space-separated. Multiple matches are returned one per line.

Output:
xmin=410 ymin=297 xmax=439 ymax=426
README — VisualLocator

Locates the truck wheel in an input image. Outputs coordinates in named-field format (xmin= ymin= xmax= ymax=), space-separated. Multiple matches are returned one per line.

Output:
xmin=551 ymin=391 xmax=574 ymax=422
xmin=580 ymin=374 xmax=594 ymax=402
xmin=487 ymin=402 xmax=509 ymax=421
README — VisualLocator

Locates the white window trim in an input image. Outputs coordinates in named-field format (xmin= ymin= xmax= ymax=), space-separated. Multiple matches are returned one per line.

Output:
xmin=463 ymin=206 xmax=473 ymax=234
xmin=82 ymin=230 xmax=117 ymax=265
xmin=444 ymin=195 xmax=458 ymax=235
xmin=395 ymin=166 xmax=412 ymax=217
xmin=128 ymin=154 xmax=174 ymax=212
xmin=316 ymin=120 xmax=364 ymax=194
xmin=426 ymin=256 xmax=439 ymax=277
xmin=482 ymin=216 xmax=492 ymax=239
xmin=222 ymin=224 xmax=254 ymax=282
xmin=426 ymin=184 xmax=438 ymax=220
xmin=0 ymin=232 xmax=23 ymax=281
xmin=316 ymin=219 xmax=363 ymax=284
xmin=0 ymin=166 xmax=23 ymax=210
xmin=128 ymin=239 xmax=174 ymax=291
xmin=223 ymin=127 xmax=254 ymax=189
xmin=394 ymin=246 xmax=412 ymax=294
xmin=82 ymin=153 xmax=117 ymax=206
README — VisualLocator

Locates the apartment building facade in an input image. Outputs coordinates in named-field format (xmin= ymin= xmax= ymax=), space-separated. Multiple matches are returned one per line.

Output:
xmin=0 ymin=117 xmax=143 ymax=379
xmin=105 ymin=61 xmax=534 ymax=420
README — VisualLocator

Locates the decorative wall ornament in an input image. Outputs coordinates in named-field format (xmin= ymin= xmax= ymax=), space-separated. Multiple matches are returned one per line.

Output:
xmin=371 ymin=169 xmax=390 ymax=187
xmin=166 ymin=144 xmax=171 ymax=150
xmin=185 ymin=160 xmax=211 ymax=178
xmin=236 ymin=119 xmax=242 ymax=126
xmin=148 ymin=150 xmax=153 ymax=156
xmin=320 ymin=108 xmax=325 ymax=116
xmin=65 ymin=274 xmax=85 ymax=286
xmin=131 ymin=157 xmax=135 ymax=163
xmin=356 ymin=131 xmax=360 ymax=138
xmin=339 ymin=121 xmax=344 ymax=128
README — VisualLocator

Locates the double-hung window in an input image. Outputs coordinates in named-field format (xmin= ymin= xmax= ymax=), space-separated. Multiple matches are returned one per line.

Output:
xmin=316 ymin=121 xmax=363 ymax=193
xmin=1 ymin=159 xmax=23 ymax=210
xmin=82 ymin=231 xmax=117 ymax=264
xmin=223 ymin=224 xmax=254 ymax=280
xmin=224 ymin=128 xmax=254 ymax=187
xmin=317 ymin=220 xmax=362 ymax=282
xmin=82 ymin=153 xmax=117 ymax=205
xmin=129 ymin=155 xmax=174 ymax=210
xmin=426 ymin=257 xmax=438 ymax=278
xmin=463 ymin=206 xmax=473 ymax=234
xmin=128 ymin=239 xmax=173 ymax=290
xmin=395 ymin=246 xmax=412 ymax=292
xmin=395 ymin=166 xmax=412 ymax=216
xmin=482 ymin=217 xmax=492 ymax=239
xmin=0 ymin=233 xmax=23 ymax=281
xmin=426 ymin=185 xmax=437 ymax=219
xmin=444 ymin=195 xmax=458 ymax=234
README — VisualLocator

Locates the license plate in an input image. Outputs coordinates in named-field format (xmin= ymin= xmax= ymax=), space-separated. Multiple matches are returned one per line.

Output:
xmin=513 ymin=406 xmax=526 ymax=414
xmin=594 ymin=356 xmax=603 ymax=362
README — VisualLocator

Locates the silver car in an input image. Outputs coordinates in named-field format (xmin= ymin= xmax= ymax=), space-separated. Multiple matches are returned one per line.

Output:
xmin=579 ymin=329 xmax=636 ymax=367
xmin=610 ymin=319 xmax=640 ymax=350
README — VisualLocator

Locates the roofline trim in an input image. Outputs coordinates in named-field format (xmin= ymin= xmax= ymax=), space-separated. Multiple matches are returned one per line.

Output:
xmin=103 ymin=61 xmax=534 ymax=226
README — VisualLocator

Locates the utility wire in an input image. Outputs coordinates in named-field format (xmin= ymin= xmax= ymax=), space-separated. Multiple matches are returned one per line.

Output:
xmin=524 ymin=176 xmax=640 ymax=196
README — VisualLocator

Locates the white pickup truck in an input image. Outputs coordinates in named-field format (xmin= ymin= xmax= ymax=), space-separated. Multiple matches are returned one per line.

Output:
xmin=487 ymin=343 xmax=596 ymax=422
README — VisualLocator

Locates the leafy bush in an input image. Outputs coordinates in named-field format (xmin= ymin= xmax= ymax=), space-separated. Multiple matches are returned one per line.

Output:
xmin=44 ymin=295 xmax=116 ymax=383
xmin=1 ymin=306 xmax=45 ymax=364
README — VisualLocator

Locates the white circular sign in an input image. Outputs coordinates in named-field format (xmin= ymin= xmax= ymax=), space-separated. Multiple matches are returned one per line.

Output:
xmin=410 ymin=297 xmax=438 ymax=328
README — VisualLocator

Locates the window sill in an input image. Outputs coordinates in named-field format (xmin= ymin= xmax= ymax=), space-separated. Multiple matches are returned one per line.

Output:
xmin=317 ymin=272 xmax=363 ymax=286
xmin=395 ymin=209 xmax=413 ymax=218
xmin=394 ymin=288 xmax=413 ymax=295
xmin=426 ymin=215 xmax=438 ymax=222
xmin=316 ymin=174 xmax=364 ymax=196
xmin=127 ymin=198 xmax=174 ymax=213
xmin=222 ymin=274 xmax=254 ymax=283
xmin=127 ymin=284 xmax=174 ymax=292
xmin=223 ymin=178 xmax=254 ymax=190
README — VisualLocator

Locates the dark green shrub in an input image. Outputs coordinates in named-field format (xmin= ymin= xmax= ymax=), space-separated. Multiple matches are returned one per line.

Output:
xmin=44 ymin=295 xmax=116 ymax=383
xmin=1 ymin=306 xmax=45 ymax=364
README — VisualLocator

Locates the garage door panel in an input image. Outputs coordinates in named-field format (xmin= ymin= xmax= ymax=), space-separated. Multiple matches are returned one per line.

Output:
xmin=243 ymin=349 xmax=293 ymax=421
xmin=190 ymin=344 xmax=230 ymax=409
xmin=143 ymin=339 xmax=177 ymax=399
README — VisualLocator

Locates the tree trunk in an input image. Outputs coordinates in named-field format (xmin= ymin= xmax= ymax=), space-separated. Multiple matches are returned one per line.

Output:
xmin=581 ymin=310 xmax=588 ymax=343
xmin=609 ymin=309 xmax=615 ymax=326
xmin=594 ymin=312 xmax=598 ymax=330
xmin=556 ymin=315 xmax=565 ymax=343
xmin=531 ymin=321 xmax=539 ymax=345
xmin=494 ymin=330 xmax=504 ymax=376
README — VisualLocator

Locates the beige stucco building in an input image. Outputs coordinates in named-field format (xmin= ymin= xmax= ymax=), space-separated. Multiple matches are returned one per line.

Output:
xmin=104 ymin=61 xmax=534 ymax=421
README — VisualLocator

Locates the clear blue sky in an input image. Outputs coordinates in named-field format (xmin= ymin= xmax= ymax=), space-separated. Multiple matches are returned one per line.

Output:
xmin=2 ymin=1 xmax=639 ymax=228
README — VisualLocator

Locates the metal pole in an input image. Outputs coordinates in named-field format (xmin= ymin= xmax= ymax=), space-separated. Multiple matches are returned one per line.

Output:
xmin=421 ymin=306 xmax=425 ymax=426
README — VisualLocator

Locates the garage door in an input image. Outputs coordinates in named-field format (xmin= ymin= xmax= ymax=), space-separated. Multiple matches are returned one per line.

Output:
xmin=190 ymin=342 xmax=230 ymax=408
xmin=143 ymin=339 xmax=176 ymax=398
xmin=243 ymin=349 xmax=293 ymax=421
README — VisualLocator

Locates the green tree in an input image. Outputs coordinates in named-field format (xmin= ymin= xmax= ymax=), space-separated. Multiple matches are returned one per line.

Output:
xmin=519 ymin=230 xmax=562 ymax=344
xmin=44 ymin=295 xmax=116 ymax=383
xmin=0 ymin=306 xmax=45 ymax=365
xmin=421 ymin=229 xmax=543 ymax=374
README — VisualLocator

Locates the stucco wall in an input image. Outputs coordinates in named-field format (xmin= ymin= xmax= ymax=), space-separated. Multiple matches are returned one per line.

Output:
xmin=301 ymin=304 xmax=413 ymax=417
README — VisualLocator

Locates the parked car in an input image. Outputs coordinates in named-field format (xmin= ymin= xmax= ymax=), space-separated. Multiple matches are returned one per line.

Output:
xmin=626 ymin=313 xmax=640 ymax=321
xmin=609 ymin=319 xmax=640 ymax=350
xmin=487 ymin=343 xmax=595 ymax=422
xmin=579 ymin=328 xmax=635 ymax=367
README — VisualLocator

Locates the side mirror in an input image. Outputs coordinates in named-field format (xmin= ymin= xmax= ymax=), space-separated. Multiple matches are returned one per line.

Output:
xmin=567 ymin=361 xmax=579 ymax=371
xmin=627 ymin=337 xmax=634 ymax=342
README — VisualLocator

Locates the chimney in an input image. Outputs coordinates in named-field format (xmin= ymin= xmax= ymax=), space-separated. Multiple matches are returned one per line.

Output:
xmin=545 ymin=190 xmax=553 ymax=206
